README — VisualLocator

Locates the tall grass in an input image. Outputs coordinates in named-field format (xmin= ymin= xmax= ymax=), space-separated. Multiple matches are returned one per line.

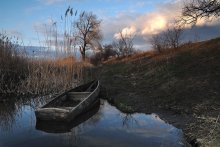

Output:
xmin=0 ymin=31 xmax=90 ymax=95
xmin=0 ymin=33 xmax=28 ymax=94
xmin=19 ymin=57 xmax=85 ymax=95
xmin=0 ymin=7 xmax=96 ymax=95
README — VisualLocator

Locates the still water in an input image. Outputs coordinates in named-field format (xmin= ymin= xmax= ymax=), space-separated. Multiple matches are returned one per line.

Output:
xmin=0 ymin=97 xmax=189 ymax=147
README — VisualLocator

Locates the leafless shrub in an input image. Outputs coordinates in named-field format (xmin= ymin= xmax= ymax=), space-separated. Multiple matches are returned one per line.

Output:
xmin=90 ymin=52 xmax=102 ymax=65
xmin=150 ymin=33 xmax=167 ymax=53
xmin=164 ymin=24 xmax=183 ymax=49
xmin=89 ymin=44 xmax=118 ymax=65
xmin=102 ymin=44 xmax=117 ymax=61
xmin=112 ymin=30 xmax=135 ymax=57
xmin=150 ymin=21 xmax=184 ymax=53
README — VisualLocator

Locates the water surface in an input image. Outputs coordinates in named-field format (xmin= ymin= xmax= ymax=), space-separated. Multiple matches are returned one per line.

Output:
xmin=0 ymin=97 xmax=189 ymax=147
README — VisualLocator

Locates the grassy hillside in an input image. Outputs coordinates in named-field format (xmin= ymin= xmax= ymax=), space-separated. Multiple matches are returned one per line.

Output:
xmin=97 ymin=38 xmax=220 ymax=146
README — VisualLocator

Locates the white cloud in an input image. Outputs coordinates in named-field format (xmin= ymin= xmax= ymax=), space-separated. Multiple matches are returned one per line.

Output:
xmin=108 ymin=1 xmax=183 ymax=40
xmin=114 ymin=26 xmax=136 ymax=39
xmin=102 ymin=0 xmax=220 ymax=50
xmin=132 ymin=0 xmax=183 ymax=35
xmin=139 ymin=14 xmax=167 ymax=35
xmin=103 ymin=1 xmax=182 ymax=49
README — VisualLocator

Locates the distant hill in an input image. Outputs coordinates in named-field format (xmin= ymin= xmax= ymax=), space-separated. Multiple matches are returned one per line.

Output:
xmin=17 ymin=46 xmax=81 ymax=59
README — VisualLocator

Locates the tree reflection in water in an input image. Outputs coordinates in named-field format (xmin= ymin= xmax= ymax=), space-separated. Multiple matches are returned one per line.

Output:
xmin=121 ymin=114 xmax=138 ymax=128
xmin=0 ymin=95 xmax=51 ymax=132
xmin=0 ymin=98 xmax=19 ymax=131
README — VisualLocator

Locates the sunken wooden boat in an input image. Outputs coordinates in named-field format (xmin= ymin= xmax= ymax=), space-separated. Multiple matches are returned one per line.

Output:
xmin=35 ymin=80 xmax=100 ymax=122
xmin=36 ymin=100 xmax=100 ymax=133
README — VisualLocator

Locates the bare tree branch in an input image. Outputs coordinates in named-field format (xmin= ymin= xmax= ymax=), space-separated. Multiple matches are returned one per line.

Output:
xmin=182 ymin=0 xmax=220 ymax=24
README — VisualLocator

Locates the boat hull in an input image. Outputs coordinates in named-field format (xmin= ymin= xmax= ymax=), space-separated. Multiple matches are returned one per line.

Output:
xmin=35 ymin=81 xmax=100 ymax=122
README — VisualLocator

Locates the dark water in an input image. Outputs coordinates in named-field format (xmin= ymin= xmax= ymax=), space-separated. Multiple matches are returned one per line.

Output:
xmin=0 ymin=97 xmax=189 ymax=147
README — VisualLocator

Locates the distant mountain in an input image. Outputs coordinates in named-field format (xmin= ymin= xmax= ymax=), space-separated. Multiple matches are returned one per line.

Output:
xmin=17 ymin=46 xmax=81 ymax=59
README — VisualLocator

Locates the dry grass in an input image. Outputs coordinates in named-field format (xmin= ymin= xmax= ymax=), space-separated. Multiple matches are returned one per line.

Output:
xmin=0 ymin=33 xmax=92 ymax=95
xmin=0 ymin=33 xmax=29 ymax=94
xmin=18 ymin=57 xmax=86 ymax=95
xmin=186 ymin=114 xmax=220 ymax=146
xmin=103 ymin=50 xmax=156 ymax=64
xmin=97 ymin=37 xmax=220 ymax=146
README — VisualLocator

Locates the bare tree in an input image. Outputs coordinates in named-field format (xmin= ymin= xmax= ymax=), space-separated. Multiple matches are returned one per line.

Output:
xmin=149 ymin=33 xmax=166 ymax=53
xmin=112 ymin=31 xmax=135 ymax=57
xmin=74 ymin=12 xmax=102 ymax=61
xmin=164 ymin=24 xmax=183 ymax=49
xmin=182 ymin=0 xmax=220 ymax=24
xmin=150 ymin=22 xmax=183 ymax=52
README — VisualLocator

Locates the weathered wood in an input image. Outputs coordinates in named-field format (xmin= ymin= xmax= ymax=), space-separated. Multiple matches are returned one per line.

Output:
xmin=68 ymin=92 xmax=91 ymax=100
xmin=35 ymin=80 xmax=100 ymax=122
xmin=36 ymin=100 xmax=100 ymax=133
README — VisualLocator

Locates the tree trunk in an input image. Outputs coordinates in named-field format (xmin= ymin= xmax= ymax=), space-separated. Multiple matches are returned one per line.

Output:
xmin=82 ymin=45 xmax=86 ymax=61
xmin=82 ymin=53 xmax=85 ymax=61
xmin=80 ymin=46 xmax=86 ymax=61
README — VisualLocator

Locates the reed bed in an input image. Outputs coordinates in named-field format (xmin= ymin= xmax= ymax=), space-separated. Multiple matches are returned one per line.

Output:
xmin=18 ymin=57 xmax=87 ymax=95
xmin=0 ymin=33 xmax=28 ymax=94
xmin=0 ymin=32 xmax=92 ymax=96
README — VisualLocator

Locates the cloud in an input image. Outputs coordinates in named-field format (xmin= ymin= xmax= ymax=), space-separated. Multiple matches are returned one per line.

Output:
xmin=114 ymin=26 xmax=136 ymax=39
xmin=101 ymin=12 xmax=137 ymax=43
xmin=139 ymin=14 xmax=167 ymax=35
xmin=38 ymin=0 xmax=74 ymax=5
xmin=101 ymin=0 xmax=220 ymax=50
xmin=127 ymin=0 xmax=183 ymax=35
xmin=101 ymin=1 xmax=182 ymax=49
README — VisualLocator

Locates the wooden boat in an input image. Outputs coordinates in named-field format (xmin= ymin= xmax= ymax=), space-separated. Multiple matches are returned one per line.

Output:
xmin=36 ymin=100 xmax=100 ymax=133
xmin=35 ymin=80 xmax=100 ymax=122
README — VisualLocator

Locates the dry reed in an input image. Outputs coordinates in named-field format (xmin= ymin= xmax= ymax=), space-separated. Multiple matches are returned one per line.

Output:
xmin=0 ymin=32 xmax=91 ymax=95
xmin=18 ymin=57 xmax=85 ymax=95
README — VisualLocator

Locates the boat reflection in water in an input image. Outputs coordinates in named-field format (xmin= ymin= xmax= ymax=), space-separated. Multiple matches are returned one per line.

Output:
xmin=0 ymin=97 xmax=190 ymax=147
xmin=35 ymin=100 xmax=100 ymax=133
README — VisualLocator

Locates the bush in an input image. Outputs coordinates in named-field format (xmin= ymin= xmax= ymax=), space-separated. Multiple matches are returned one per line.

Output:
xmin=90 ymin=52 xmax=102 ymax=65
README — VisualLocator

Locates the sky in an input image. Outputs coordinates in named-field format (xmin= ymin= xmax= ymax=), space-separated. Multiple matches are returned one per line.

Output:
xmin=1 ymin=0 xmax=220 ymax=50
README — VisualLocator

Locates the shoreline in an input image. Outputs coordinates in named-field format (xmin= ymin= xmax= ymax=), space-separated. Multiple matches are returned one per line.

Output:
xmin=101 ymin=90 xmax=205 ymax=147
